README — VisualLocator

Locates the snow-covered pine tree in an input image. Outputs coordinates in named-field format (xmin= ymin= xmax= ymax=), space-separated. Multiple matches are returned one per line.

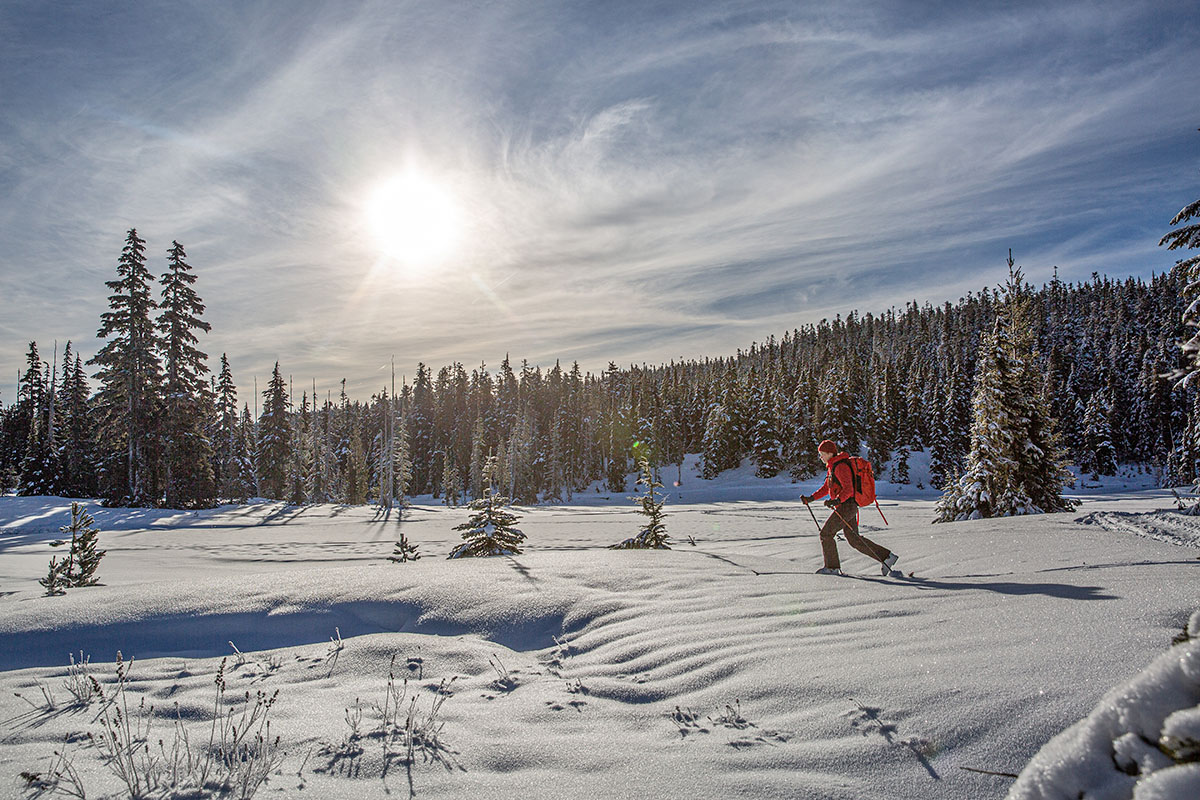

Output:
xmin=393 ymin=404 xmax=413 ymax=505
xmin=749 ymin=380 xmax=784 ymax=478
xmin=55 ymin=344 xmax=95 ymax=498
xmin=307 ymin=388 xmax=334 ymax=504
xmin=256 ymin=363 xmax=292 ymax=499
xmin=289 ymin=391 xmax=311 ymax=505
xmin=866 ymin=354 xmax=895 ymax=468
xmin=377 ymin=386 xmax=396 ymax=511
xmin=213 ymin=355 xmax=244 ymax=501
xmin=158 ymin=241 xmax=215 ymax=509
xmin=1160 ymin=174 xmax=1200 ymax=490
xmin=17 ymin=341 xmax=55 ymax=496
xmin=603 ymin=363 xmax=631 ymax=492
xmin=345 ymin=415 xmax=369 ymax=505
xmin=509 ymin=406 xmax=540 ymax=504
xmin=442 ymin=455 xmax=461 ymax=507
xmin=784 ymin=376 xmax=817 ymax=480
xmin=889 ymin=445 xmax=911 ymax=484
xmin=468 ymin=417 xmax=486 ymax=500
xmin=237 ymin=403 xmax=257 ymax=498
xmin=410 ymin=364 xmax=435 ymax=494
xmin=89 ymin=229 xmax=162 ymax=506
xmin=935 ymin=258 xmax=1074 ymax=521
xmin=1081 ymin=390 xmax=1117 ymax=479
xmin=611 ymin=457 xmax=670 ymax=549
xmin=449 ymin=455 xmax=525 ymax=558
xmin=1008 ymin=280 xmax=1078 ymax=512
xmin=700 ymin=401 xmax=738 ymax=478
xmin=62 ymin=502 xmax=104 ymax=586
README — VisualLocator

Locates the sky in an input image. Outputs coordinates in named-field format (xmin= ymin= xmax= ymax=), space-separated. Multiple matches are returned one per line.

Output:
xmin=1 ymin=0 xmax=1198 ymax=403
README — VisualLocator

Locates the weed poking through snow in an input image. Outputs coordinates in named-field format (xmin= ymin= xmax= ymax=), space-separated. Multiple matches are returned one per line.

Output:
xmin=325 ymin=627 xmax=345 ymax=677
xmin=69 ymin=653 xmax=285 ymax=799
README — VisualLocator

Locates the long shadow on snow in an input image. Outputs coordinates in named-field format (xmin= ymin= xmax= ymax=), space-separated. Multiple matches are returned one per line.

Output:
xmin=845 ymin=573 xmax=1118 ymax=600
xmin=2 ymin=600 xmax=572 ymax=672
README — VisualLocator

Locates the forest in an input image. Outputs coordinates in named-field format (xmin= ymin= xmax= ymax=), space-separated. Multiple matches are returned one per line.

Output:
xmin=0 ymin=228 xmax=1193 ymax=510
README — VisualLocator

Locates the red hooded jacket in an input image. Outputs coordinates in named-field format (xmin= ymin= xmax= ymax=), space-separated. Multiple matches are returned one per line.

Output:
xmin=812 ymin=452 xmax=856 ymax=504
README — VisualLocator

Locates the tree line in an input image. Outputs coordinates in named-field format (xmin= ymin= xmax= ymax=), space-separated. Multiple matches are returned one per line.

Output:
xmin=1 ymin=227 xmax=1196 ymax=509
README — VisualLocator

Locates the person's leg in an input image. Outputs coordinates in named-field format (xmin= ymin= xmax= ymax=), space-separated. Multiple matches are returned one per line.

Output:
xmin=838 ymin=502 xmax=892 ymax=563
xmin=818 ymin=512 xmax=842 ymax=569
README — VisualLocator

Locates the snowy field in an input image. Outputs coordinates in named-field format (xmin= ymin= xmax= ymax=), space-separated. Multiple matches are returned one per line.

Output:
xmin=0 ymin=460 xmax=1197 ymax=799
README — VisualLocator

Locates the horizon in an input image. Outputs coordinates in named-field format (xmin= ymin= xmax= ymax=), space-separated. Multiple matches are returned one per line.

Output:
xmin=2 ymin=0 xmax=1198 ymax=403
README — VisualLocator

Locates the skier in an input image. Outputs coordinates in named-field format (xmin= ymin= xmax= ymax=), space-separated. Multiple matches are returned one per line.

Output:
xmin=801 ymin=439 xmax=899 ymax=576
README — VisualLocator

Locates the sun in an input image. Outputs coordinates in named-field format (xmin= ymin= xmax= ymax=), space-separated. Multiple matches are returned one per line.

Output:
xmin=366 ymin=171 xmax=462 ymax=269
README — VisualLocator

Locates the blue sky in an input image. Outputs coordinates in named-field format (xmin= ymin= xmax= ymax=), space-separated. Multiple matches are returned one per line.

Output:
xmin=1 ymin=0 xmax=1198 ymax=401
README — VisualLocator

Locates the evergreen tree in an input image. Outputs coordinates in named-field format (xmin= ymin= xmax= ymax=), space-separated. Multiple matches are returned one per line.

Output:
xmin=213 ymin=355 xmax=250 ymax=501
xmin=40 ymin=557 xmax=68 ymax=596
xmin=934 ymin=314 xmax=1026 ymax=521
xmin=17 ymin=341 xmax=54 ymax=495
xmin=289 ymin=391 xmax=311 ymax=505
xmin=468 ymin=418 xmax=486 ymax=500
xmin=307 ymin=389 xmax=334 ymax=504
xmin=1009 ymin=269 xmax=1078 ymax=512
xmin=1081 ymin=391 xmax=1118 ymax=479
xmin=442 ymin=456 xmax=461 ymax=507
xmin=389 ymin=528 xmax=421 ymax=562
xmin=410 ymin=364 xmax=435 ymax=493
xmin=62 ymin=502 xmax=105 ymax=586
xmin=257 ymin=363 xmax=292 ymax=499
xmin=749 ymin=381 xmax=784 ymax=478
xmin=89 ymin=229 xmax=162 ymax=506
xmin=610 ymin=457 xmax=670 ymax=549
xmin=237 ymin=403 xmax=257 ymax=498
xmin=935 ymin=258 xmax=1075 ymax=521
xmin=1162 ymin=178 xmax=1200 ymax=384
xmin=55 ymin=344 xmax=95 ymax=497
xmin=449 ymin=455 xmax=525 ymax=558
xmin=158 ymin=241 xmax=215 ymax=508
xmin=889 ymin=445 xmax=911 ymax=485
xmin=700 ymin=402 xmax=739 ymax=478
xmin=344 ymin=416 xmax=369 ymax=504
xmin=393 ymin=404 xmax=413 ymax=506
xmin=41 ymin=503 xmax=105 ymax=593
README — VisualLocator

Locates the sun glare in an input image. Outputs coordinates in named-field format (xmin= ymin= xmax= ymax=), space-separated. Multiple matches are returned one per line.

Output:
xmin=366 ymin=171 xmax=461 ymax=269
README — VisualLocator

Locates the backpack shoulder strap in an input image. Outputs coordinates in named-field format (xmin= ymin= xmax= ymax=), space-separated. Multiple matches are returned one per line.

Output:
xmin=829 ymin=455 xmax=852 ymax=489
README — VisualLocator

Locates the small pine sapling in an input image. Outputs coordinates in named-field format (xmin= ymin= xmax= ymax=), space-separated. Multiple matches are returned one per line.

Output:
xmin=611 ymin=457 xmax=670 ymax=549
xmin=389 ymin=528 xmax=421 ymax=562
xmin=39 ymin=556 xmax=69 ymax=596
xmin=449 ymin=455 xmax=525 ymax=558
xmin=63 ymin=503 xmax=104 ymax=586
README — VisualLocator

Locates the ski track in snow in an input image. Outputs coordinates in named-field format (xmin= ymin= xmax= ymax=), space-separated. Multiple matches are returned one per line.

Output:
xmin=1077 ymin=510 xmax=1200 ymax=548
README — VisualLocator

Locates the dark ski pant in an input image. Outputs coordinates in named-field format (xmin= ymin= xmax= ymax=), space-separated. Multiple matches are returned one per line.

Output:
xmin=820 ymin=500 xmax=891 ymax=570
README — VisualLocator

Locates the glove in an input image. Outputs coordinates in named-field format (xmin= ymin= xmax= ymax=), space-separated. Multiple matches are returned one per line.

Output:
xmin=800 ymin=494 xmax=812 ymax=505
xmin=824 ymin=498 xmax=837 ymax=508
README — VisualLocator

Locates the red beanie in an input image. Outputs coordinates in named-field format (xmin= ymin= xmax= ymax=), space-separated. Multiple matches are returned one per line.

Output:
xmin=818 ymin=439 xmax=838 ymax=454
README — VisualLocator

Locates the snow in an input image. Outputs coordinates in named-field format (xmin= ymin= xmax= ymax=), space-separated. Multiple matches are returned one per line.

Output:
xmin=1078 ymin=510 xmax=1200 ymax=548
xmin=1 ymin=461 xmax=1198 ymax=799
xmin=1007 ymin=611 xmax=1200 ymax=800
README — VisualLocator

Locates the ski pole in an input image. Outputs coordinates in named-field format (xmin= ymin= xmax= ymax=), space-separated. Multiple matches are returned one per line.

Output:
xmin=830 ymin=504 xmax=855 ymax=531
xmin=804 ymin=500 xmax=821 ymax=532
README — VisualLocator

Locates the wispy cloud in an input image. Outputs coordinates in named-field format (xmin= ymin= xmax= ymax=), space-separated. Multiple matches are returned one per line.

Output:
xmin=1 ymin=0 xmax=1197 ymax=400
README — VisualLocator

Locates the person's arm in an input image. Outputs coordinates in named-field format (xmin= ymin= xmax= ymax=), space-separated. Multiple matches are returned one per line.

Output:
xmin=811 ymin=476 xmax=830 ymax=501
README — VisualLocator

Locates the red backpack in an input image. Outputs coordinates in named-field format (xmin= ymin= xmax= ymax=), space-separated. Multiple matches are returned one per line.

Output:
xmin=832 ymin=455 xmax=887 ymax=525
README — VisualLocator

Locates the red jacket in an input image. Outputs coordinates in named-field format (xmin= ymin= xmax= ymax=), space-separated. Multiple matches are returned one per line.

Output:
xmin=813 ymin=453 xmax=855 ymax=503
